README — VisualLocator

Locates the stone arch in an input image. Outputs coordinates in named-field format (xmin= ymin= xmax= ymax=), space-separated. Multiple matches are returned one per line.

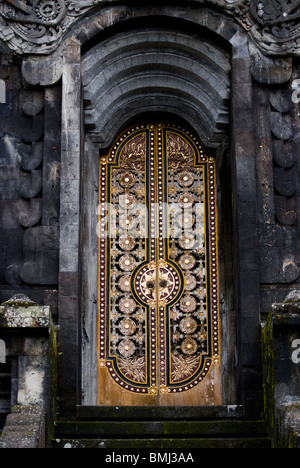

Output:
xmin=82 ymin=26 xmax=231 ymax=149
xmin=49 ymin=5 xmax=261 ymax=414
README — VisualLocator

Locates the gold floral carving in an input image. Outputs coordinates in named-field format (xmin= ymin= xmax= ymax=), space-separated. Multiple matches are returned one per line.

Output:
xmin=167 ymin=134 xmax=194 ymax=169
xmin=119 ymin=134 xmax=146 ymax=172
xmin=171 ymin=354 xmax=200 ymax=382
xmin=118 ymin=357 xmax=146 ymax=382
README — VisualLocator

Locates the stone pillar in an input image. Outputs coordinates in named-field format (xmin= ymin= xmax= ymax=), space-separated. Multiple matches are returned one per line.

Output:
xmin=263 ymin=290 xmax=300 ymax=448
xmin=230 ymin=32 xmax=262 ymax=417
xmin=58 ymin=40 xmax=81 ymax=416
xmin=0 ymin=294 xmax=56 ymax=448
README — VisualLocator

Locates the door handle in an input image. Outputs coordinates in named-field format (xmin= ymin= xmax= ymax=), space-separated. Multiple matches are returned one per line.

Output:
xmin=146 ymin=278 xmax=169 ymax=300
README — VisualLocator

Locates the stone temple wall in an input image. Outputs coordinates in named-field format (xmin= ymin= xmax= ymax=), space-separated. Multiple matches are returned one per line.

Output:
xmin=0 ymin=0 xmax=299 ymax=422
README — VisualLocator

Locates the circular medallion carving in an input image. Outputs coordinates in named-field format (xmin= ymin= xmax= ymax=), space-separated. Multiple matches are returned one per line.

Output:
xmin=178 ymin=213 xmax=195 ymax=228
xmin=178 ymin=254 xmax=196 ymax=270
xmin=119 ymin=255 xmax=136 ymax=271
xmin=179 ymin=317 xmax=198 ymax=334
xmin=119 ymin=215 xmax=136 ymax=231
xmin=180 ymin=295 xmax=197 ymax=313
xmin=119 ymin=173 xmax=136 ymax=188
xmin=119 ymin=318 xmax=137 ymax=336
xmin=119 ymin=235 xmax=136 ymax=251
xmin=119 ymin=194 xmax=136 ymax=210
xmin=179 ymin=234 xmax=196 ymax=250
xmin=178 ymin=192 xmax=195 ymax=208
xmin=177 ymin=171 xmax=194 ymax=187
xmin=133 ymin=262 xmax=182 ymax=306
xmin=181 ymin=337 xmax=198 ymax=356
xmin=184 ymin=274 xmax=197 ymax=291
xmin=118 ymin=276 xmax=131 ymax=292
xmin=34 ymin=0 xmax=65 ymax=24
xmin=119 ymin=297 xmax=137 ymax=314
xmin=118 ymin=339 xmax=136 ymax=357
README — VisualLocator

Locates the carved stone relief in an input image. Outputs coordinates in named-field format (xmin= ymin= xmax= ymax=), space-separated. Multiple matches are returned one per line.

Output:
xmin=257 ymin=84 xmax=299 ymax=285
xmin=1 ymin=87 xmax=61 ymax=287
xmin=271 ymin=87 xmax=299 ymax=283
xmin=0 ymin=0 xmax=299 ymax=56
xmin=271 ymin=88 xmax=297 ymax=228
xmin=227 ymin=0 xmax=300 ymax=55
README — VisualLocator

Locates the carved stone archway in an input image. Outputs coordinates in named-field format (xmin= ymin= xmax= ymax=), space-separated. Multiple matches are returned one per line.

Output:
xmin=79 ymin=16 xmax=237 ymax=408
xmin=5 ymin=1 xmax=298 ymax=417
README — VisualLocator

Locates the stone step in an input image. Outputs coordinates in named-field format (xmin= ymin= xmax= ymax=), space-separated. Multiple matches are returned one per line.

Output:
xmin=54 ymin=420 xmax=268 ymax=438
xmin=76 ymin=404 xmax=244 ymax=421
xmin=0 ymin=406 xmax=45 ymax=448
xmin=52 ymin=437 xmax=271 ymax=449
xmin=52 ymin=419 xmax=271 ymax=449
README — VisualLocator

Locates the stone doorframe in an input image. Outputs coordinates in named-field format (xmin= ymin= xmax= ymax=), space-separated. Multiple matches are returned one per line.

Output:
xmin=20 ymin=4 xmax=293 ymax=418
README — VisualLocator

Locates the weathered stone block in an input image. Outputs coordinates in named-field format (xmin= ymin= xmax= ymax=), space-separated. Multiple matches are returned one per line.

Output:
xmin=263 ymin=291 xmax=300 ymax=447
xmin=0 ymin=405 xmax=45 ymax=449
xmin=20 ymin=226 xmax=59 ymax=285
xmin=0 ymin=294 xmax=57 ymax=447
xmin=0 ymin=295 xmax=50 ymax=330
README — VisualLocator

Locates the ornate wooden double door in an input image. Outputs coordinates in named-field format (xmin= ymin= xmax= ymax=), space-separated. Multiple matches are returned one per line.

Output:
xmin=97 ymin=123 xmax=221 ymax=406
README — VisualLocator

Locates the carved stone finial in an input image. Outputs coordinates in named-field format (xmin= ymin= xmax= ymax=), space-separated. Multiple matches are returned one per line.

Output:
xmin=281 ymin=289 xmax=300 ymax=315
xmin=2 ymin=293 xmax=38 ymax=307
xmin=272 ymin=290 xmax=300 ymax=315
xmin=284 ymin=290 xmax=300 ymax=304
xmin=0 ymin=294 xmax=49 ymax=328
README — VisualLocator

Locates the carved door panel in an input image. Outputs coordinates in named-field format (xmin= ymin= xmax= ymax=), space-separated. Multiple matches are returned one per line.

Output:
xmin=97 ymin=123 xmax=221 ymax=406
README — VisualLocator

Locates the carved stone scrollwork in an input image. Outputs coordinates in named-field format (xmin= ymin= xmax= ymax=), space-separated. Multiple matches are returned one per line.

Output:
xmin=1 ymin=0 xmax=66 ymax=25
xmin=249 ymin=0 xmax=300 ymax=35
xmin=0 ymin=0 xmax=67 ymax=53
xmin=233 ymin=0 xmax=300 ymax=55
xmin=0 ymin=0 xmax=300 ymax=56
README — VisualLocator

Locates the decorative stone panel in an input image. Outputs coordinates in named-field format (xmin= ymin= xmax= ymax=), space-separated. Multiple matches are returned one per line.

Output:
xmin=0 ymin=1 xmax=299 ymax=57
